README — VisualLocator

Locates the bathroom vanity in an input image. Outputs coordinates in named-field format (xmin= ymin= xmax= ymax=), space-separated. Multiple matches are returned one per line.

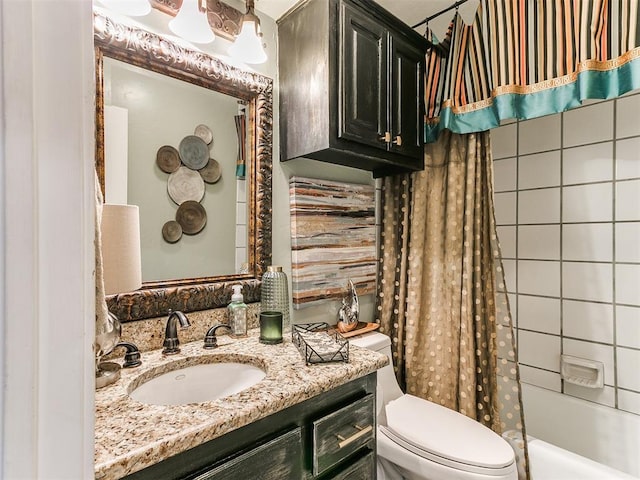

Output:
xmin=94 ymin=332 xmax=387 ymax=480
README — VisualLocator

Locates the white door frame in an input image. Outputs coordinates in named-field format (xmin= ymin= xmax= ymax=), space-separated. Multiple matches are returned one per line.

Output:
xmin=1 ymin=0 xmax=95 ymax=477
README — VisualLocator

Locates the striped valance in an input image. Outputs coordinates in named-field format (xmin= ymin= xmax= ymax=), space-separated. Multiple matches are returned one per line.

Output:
xmin=425 ymin=0 xmax=640 ymax=141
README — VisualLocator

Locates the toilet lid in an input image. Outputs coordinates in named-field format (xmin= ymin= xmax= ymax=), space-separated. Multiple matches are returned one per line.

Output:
xmin=384 ymin=395 xmax=515 ymax=473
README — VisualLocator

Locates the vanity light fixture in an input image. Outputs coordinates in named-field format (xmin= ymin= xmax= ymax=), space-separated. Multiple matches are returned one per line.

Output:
xmin=229 ymin=0 xmax=267 ymax=64
xmin=169 ymin=0 xmax=215 ymax=44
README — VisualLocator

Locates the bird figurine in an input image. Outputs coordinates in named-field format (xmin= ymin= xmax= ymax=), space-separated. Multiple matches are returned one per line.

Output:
xmin=337 ymin=279 xmax=360 ymax=333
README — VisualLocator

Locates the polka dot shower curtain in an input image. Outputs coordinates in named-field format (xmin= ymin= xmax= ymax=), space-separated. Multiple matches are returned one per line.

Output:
xmin=376 ymin=130 xmax=529 ymax=479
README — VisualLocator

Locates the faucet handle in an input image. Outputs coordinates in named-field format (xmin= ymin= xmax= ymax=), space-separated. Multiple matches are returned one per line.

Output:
xmin=204 ymin=324 xmax=232 ymax=349
xmin=114 ymin=342 xmax=142 ymax=368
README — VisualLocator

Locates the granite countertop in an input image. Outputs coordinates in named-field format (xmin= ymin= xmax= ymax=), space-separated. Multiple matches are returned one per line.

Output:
xmin=94 ymin=329 xmax=388 ymax=480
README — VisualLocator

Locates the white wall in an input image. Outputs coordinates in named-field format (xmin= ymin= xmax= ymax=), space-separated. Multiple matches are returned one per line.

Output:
xmin=492 ymin=91 xmax=640 ymax=474
xmin=1 ymin=0 xmax=95 ymax=478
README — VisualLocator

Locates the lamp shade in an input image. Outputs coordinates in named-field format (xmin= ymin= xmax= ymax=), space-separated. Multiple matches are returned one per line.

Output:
xmin=169 ymin=0 xmax=215 ymax=44
xmin=229 ymin=19 xmax=267 ymax=64
xmin=101 ymin=204 xmax=142 ymax=295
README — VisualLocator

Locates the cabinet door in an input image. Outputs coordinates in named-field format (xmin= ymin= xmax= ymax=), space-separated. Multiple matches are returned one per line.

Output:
xmin=339 ymin=2 xmax=388 ymax=151
xmin=389 ymin=34 xmax=424 ymax=159
xmin=192 ymin=428 xmax=302 ymax=480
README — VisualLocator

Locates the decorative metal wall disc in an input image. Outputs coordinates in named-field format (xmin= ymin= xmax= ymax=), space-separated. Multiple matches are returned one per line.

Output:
xmin=176 ymin=201 xmax=207 ymax=235
xmin=199 ymin=158 xmax=222 ymax=184
xmin=156 ymin=145 xmax=181 ymax=173
xmin=162 ymin=220 xmax=183 ymax=243
xmin=179 ymin=135 xmax=209 ymax=170
xmin=194 ymin=124 xmax=213 ymax=145
xmin=167 ymin=166 xmax=205 ymax=205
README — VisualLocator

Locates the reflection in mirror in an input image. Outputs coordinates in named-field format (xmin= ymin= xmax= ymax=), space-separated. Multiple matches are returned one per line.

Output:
xmin=94 ymin=12 xmax=273 ymax=321
xmin=103 ymin=57 xmax=250 ymax=282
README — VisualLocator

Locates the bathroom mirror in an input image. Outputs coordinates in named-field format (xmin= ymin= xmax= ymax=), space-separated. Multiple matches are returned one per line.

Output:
xmin=94 ymin=12 xmax=273 ymax=321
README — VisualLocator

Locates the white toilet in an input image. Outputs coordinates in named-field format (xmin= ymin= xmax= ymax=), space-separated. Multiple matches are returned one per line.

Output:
xmin=350 ymin=331 xmax=518 ymax=480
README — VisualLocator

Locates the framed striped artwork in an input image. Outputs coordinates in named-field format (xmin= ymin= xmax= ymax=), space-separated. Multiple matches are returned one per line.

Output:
xmin=289 ymin=176 xmax=376 ymax=309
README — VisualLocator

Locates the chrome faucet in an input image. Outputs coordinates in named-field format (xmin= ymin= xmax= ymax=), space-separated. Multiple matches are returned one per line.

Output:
xmin=162 ymin=310 xmax=191 ymax=355
xmin=203 ymin=324 xmax=232 ymax=349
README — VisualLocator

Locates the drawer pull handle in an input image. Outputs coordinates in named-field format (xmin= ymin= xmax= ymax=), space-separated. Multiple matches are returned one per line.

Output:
xmin=379 ymin=132 xmax=391 ymax=143
xmin=393 ymin=135 xmax=402 ymax=146
xmin=336 ymin=424 xmax=373 ymax=449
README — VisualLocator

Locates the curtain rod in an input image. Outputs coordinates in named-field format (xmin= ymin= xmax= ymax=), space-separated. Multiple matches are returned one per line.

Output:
xmin=412 ymin=0 xmax=470 ymax=29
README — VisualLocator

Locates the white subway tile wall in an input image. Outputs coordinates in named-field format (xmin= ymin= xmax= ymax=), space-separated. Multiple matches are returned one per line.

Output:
xmin=617 ymin=306 xmax=640 ymax=349
xmin=493 ymin=157 xmax=518 ymax=191
xmin=519 ymin=330 xmax=562 ymax=372
xmin=494 ymin=192 xmax=517 ymax=225
xmin=491 ymin=91 xmax=640 ymax=413
xmin=518 ymin=113 xmax=561 ymax=154
xmin=519 ymin=364 xmax=562 ymax=391
xmin=615 ymin=264 xmax=640 ymax=305
xmin=563 ymin=183 xmax=613 ymax=223
xmin=563 ymin=142 xmax=613 ymax=185
xmin=617 ymin=348 xmax=640 ymax=392
xmin=563 ymin=300 xmax=614 ymax=344
xmin=492 ymin=123 xmax=518 ymax=159
xmin=562 ymin=223 xmax=613 ymax=262
xmin=496 ymin=226 xmax=517 ymax=258
xmin=517 ymin=260 xmax=561 ymax=297
xmin=616 ymin=137 xmax=640 ymax=179
xmin=518 ymin=151 xmax=561 ymax=188
xmin=518 ymin=225 xmax=561 ymax=260
xmin=615 ymin=223 xmax=640 ymax=263
xmin=562 ymin=262 xmax=613 ymax=303
xmin=563 ymin=101 xmax=614 ymax=147
xmin=564 ymin=383 xmax=616 ymax=407
xmin=519 ymin=188 xmax=561 ymax=224
xmin=616 ymin=92 xmax=640 ymax=138
xmin=616 ymin=180 xmax=640 ymax=221
xmin=518 ymin=295 xmax=561 ymax=334
xmin=618 ymin=389 xmax=640 ymax=415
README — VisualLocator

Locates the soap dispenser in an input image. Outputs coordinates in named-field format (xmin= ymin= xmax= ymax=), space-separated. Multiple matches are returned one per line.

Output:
xmin=228 ymin=284 xmax=248 ymax=337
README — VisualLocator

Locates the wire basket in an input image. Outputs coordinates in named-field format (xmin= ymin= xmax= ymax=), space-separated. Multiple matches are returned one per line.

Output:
xmin=292 ymin=323 xmax=349 ymax=365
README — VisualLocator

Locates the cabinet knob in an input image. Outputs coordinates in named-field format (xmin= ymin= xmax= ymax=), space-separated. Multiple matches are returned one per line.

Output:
xmin=393 ymin=135 xmax=402 ymax=146
xmin=379 ymin=132 xmax=391 ymax=143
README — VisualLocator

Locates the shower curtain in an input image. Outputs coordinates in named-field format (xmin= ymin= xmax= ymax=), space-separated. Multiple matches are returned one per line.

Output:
xmin=376 ymin=130 xmax=529 ymax=479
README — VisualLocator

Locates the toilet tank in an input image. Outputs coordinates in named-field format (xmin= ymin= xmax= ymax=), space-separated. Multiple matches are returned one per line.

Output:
xmin=349 ymin=332 xmax=404 ymax=408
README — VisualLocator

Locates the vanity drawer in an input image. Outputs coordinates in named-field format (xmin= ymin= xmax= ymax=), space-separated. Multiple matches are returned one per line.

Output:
xmin=312 ymin=394 xmax=375 ymax=476
xmin=329 ymin=450 xmax=375 ymax=480
xmin=192 ymin=427 xmax=302 ymax=480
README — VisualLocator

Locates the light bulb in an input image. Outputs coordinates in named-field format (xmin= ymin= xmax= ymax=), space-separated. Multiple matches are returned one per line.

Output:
xmin=229 ymin=20 xmax=267 ymax=64
xmin=169 ymin=0 xmax=215 ymax=44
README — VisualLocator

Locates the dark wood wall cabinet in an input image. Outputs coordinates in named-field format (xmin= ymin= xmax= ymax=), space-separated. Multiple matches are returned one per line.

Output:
xmin=278 ymin=0 xmax=428 ymax=178
xmin=122 ymin=374 xmax=376 ymax=480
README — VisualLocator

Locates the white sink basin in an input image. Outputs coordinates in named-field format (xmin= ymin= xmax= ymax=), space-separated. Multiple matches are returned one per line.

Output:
xmin=129 ymin=362 xmax=266 ymax=405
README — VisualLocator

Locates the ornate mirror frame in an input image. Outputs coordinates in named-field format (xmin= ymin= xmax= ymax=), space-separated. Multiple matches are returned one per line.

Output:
xmin=94 ymin=12 xmax=273 ymax=321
